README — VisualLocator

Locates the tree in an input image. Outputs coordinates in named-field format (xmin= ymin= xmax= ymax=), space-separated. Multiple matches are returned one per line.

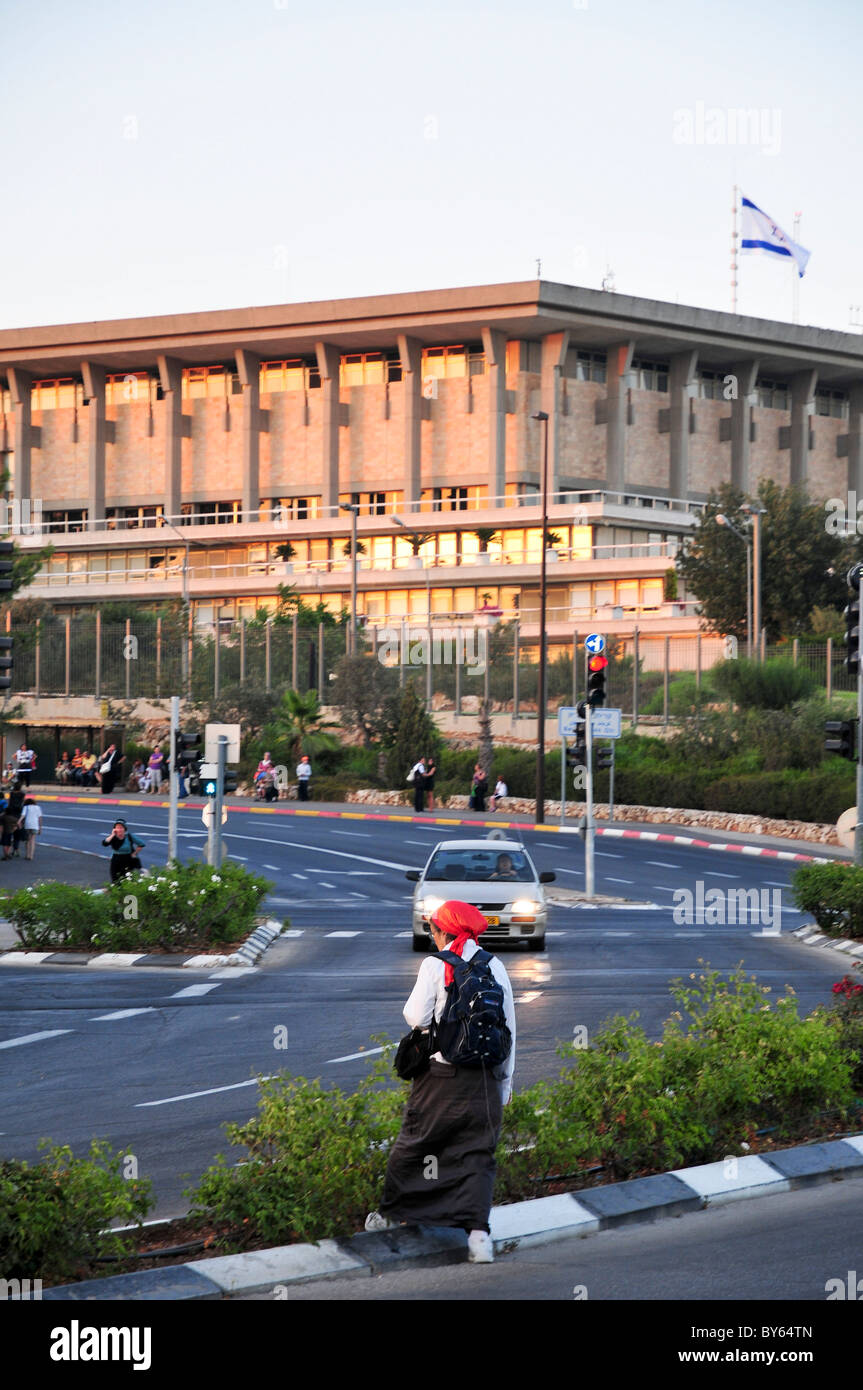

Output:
xmin=676 ymin=481 xmax=848 ymax=642
xmin=471 ymin=527 xmax=500 ymax=553
xmin=264 ymin=688 xmax=340 ymax=763
xmin=478 ymin=699 xmax=494 ymax=777
xmin=381 ymin=683 xmax=441 ymax=788
xmin=329 ymin=653 xmax=399 ymax=748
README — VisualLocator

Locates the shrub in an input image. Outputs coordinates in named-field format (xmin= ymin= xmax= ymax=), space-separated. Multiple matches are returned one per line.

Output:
xmin=792 ymin=862 xmax=863 ymax=937
xmin=822 ymin=975 xmax=863 ymax=1087
xmin=0 ymin=1141 xmax=152 ymax=1283
xmin=3 ymin=862 xmax=273 ymax=953
xmin=188 ymin=1059 xmax=406 ymax=1247
xmin=712 ymin=657 xmax=818 ymax=710
xmin=3 ymin=881 xmax=112 ymax=950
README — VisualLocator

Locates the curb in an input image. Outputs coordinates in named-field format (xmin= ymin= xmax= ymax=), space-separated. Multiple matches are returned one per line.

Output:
xmin=0 ymin=918 xmax=284 ymax=971
xmin=790 ymin=924 xmax=863 ymax=962
xmin=35 ymin=1132 xmax=863 ymax=1300
xmin=32 ymin=791 xmax=836 ymax=862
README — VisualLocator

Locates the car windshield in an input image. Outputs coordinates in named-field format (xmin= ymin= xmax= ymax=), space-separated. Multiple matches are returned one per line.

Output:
xmin=425 ymin=849 xmax=535 ymax=883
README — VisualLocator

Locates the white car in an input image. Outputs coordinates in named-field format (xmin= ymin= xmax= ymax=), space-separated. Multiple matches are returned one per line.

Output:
xmin=406 ymin=838 xmax=555 ymax=952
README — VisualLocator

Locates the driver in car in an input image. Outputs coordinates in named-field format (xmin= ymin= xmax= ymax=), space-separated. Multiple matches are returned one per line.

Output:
xmin=489 ymin=853 xmax=518 ymax=880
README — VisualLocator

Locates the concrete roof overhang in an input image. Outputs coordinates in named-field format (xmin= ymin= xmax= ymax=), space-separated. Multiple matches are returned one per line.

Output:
xmin=2 ymin=280 xmax=863 ymax=388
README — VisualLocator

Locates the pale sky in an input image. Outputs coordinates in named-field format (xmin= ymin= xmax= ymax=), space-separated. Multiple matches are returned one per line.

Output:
xmin=2 ymin=0 xmax=861 ymax=334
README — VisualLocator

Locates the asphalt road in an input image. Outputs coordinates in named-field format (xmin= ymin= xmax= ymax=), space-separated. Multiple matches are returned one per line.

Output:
xmin=0 ymin=801 xmax=853 ymax=1219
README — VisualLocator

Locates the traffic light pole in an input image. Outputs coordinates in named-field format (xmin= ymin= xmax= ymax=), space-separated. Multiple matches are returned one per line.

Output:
xmin=168 ymin=695 xmax=179 ymax=865
xmin=857 ymin=570 xmax=863 ymax=867
xmin=585 ymin=707 xmax=595 ymax=899
xmin=560 ymin=735 xmax=566 ymax=828
xmin=213 ymin=736 xmax=227 ymax=868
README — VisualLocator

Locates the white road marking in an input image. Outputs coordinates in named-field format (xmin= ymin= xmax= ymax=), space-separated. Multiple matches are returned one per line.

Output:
xmin=136 ymin=1076 xmax=277 ymax=1107
xmin=319 ymin=882 xmax=335 ymax=889
xmin=0 ymin=1029 xmax=72 ymax=1050
xmin=264 ymin=864 xmax=281 ymax=871
xmin=675 ymin=932 xmax=705 ymax=938
xmin=514 ymin=991 xmax=543 ymax=1004
xmin=349 ymin=892 xmax=368 ymax=899
xmin=327 ymin=931 xmax=362 ymax=937
xmin=90 ymin=1008 xmax=157 ymax=1021
xmin=395 ymin=931 xmax=413 ymax=938
xmin=604 ymin=931 xmax=633 ymax=936
xmin=556 ymin=867 xmax=584 ymax=876
xmin=169 ymin=983 xmax=221 ymax=998
xmin=282 ymin=929 xmax=304 ymax=937
xmin=222 ymin=831 xmax=411 ymax=872
xmin=605 ymin=877 xmax=633 ymax=884
xmin=652 ymin=885 xmax=677 ymax=893
xmin=331 ymin=830 xmax=370 ymax=838
xmin=645 ymin=861 xmax=680 ymax=869
xmin=326 ymin=1045 xmax=386 ymax=1064
xmin=208 ymin=967 xmax=258 ymax=978
xmin=596 ymin=852 xmax=624 ymax=859
xmin=293 ymin=873 xmax=308 ymax=880
xmin=704 ymin=871 xmax=740 ymax=880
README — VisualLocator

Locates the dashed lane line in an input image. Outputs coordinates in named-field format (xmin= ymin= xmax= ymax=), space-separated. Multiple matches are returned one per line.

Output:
xmin=326 ymin=1046 xmax=386 ymax=1064
xmin=135 ymin=1076 xmax=278 ymax=1108
xmin=90 ymin=1008 xmax=157 ymax=1021
xmin=0 ymin=1029 xmax=72 ymax=1050
xmin=168 ymin=983 xmax=221 ymax=999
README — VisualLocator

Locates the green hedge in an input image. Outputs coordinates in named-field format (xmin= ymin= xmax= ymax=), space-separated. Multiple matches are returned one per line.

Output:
xmin=792 ymin=863 xmax=863 ymax=937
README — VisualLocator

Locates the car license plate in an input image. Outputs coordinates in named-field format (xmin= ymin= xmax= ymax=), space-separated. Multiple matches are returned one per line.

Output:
xmin=484 ymin=915 xmax=500 ymax=926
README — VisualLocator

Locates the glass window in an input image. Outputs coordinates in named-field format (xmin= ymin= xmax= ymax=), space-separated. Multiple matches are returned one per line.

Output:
xmin=387 ymin=591 xmax=408 ymax=617
xmin=366 ymin=595 xmax=386 ymax=620
xmin=308 ymin=538 xmax=329 ymax=566
xmin=107 ymin=552 xmax=126 ymax=574
xmin=572 ymin=525 xmax=592 ymax=560
xmin=437 ymin=533 xmax=458 ymax=563
xmin=408 ymin=589 xmax=427 ymax=616
xmin=501 ymin=529 xmax=525 ymax=564
xmin=525 ymin=528 xmax=544 ymax=562
xmin=128 ymin=552 xmax=146 ymax=573
xmin=570 ymin=583 xmax=592 ymax=614
xmin=593 ymin=581 xmax=614 ymax=607
xmin=372 ymin=536 xmax=392 ymax=567
xmin=617 ymin=580 xmax=639 ymax=610
xmin=575 ymin=351 xmax=607 ymax=384
xmin=641 ymin=579 xmax=663 ymax=609
xmin=430 ymin=587 xmax=452 ymax=615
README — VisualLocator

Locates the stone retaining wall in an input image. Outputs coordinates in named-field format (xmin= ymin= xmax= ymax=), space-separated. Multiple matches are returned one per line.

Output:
xmin=345 ymin=788 xmax=840 ymax=846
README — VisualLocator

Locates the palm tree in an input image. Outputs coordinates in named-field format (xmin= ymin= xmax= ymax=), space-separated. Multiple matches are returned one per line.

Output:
xmin=471 ymin=527 xmax=500 ymax=553
xmin=265 ymin=688 xmax=340 ymax=763
xmin=401 ymin=530 xmax=435 ymax=556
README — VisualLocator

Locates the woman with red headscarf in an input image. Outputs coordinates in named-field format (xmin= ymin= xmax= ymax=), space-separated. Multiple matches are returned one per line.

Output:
xmin=366 ymin=899 xmax=516 ymax=1264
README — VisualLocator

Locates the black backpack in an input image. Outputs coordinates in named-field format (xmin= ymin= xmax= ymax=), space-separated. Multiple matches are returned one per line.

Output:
xmin=431 ymin=948 xmax=512 ymax=1069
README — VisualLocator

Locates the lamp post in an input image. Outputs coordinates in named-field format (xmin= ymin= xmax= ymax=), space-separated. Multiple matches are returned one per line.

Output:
xmin=741 ymin=503 xmax=765 ymax=660
xmin=158 ymin=516 xmax=193 ymax=696
xmin=339 ymin=502 xmax=359 ymax=657
xmin=717 ymin=513 xmax=752 ymax=660
xmin=393 ymin=514 xmax=432 ymax=707
xmin=531 ymin=410 xmax=549 ymax=825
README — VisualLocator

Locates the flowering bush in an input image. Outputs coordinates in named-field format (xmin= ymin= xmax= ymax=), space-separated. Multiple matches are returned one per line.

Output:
xmin=824 ymin=973 xmax=863 ymax=1087
xmin=4 ymin=862 xmax=273 ymax=952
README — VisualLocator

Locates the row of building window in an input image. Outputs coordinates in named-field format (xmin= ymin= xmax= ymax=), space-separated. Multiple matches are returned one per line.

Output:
xmin=8 ymin=363 xmax=854 ymax=415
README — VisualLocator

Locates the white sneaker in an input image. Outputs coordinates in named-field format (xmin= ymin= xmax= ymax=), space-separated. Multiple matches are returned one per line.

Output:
xmin=364 ymin=1211 xmax=395 ymax=1232
xmin=467 ymin=1230 xmax=494 ymax=1263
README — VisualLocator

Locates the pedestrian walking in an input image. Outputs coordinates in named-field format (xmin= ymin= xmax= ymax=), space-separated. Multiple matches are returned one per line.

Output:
xmin=20 ymin=796 xmax=42 ymax=861
xmin=2 ymin=785 xmax=25 ymax=859
xmin=101 ymin=819 xmax=145 ymax=882
xmin=366 ymin=900 xmax=515 ymax=1263
xmin=148 ymin=745 xmax=165 ymax=792
xmin=97 ymin=744 xmax=124 ymax=795
xmin=424 ymin=754 xmax=437 ymax=812
xmin=408 ymin=756 xmax=426 ymax=813
xmin=469 ymin=764 xmax=488 ymax=812
xmin=295 ymin=754 xmax=312 ymax=801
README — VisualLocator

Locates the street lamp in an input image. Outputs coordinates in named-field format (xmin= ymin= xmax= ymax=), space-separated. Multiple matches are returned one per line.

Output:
xmin=339 ymin=502 xmax=359 ymax=657
xmin=393 ymin=514 xmax=432 ymax=708
xmin=158 ymin=516 xmax=193 ymax=696
xmin=531 ymin=410 xmax=550 ymax=825
xmin=716 ymin=513 xmax=752 ymax=660
xmin=741 ymin=503 xmax=765 ymax=661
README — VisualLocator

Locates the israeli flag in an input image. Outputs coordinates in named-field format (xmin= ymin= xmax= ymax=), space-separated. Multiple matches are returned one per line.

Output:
xmin=740 ymin=195 xmax=810 ymax=278
xmin=739 ymin=194 xmax=811 ymax=278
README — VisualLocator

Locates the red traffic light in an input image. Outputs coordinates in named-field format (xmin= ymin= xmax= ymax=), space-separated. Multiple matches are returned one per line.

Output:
xmin=588 ymin=655 xmax=608 ymax=672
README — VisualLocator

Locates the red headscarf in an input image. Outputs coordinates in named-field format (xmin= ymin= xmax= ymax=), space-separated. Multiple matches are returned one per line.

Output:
xmin=431 ymin=900 xmax=488 ymax=985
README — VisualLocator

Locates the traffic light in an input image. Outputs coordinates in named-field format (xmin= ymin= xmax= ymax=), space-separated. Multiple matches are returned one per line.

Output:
xmin=824 ymin=720 xmax=857 ymax=760
xmin=0 ymin=542 xmax=14 ymax=594
xmin=223 ymin=769 xmax=238 ymax=795
xmin=565 ymin=737 xmax=586 ymax=768
xmin=587 ymin=654 xmax=608 ymax=707
xmin=0 ymin=637 xmax=13 ymax=691
xmin=845 ymin=598 xmax=861 ymax=675
xmin=173 ymin=729 xmax=201 ymax=771
xmin=595 ymin=744 xmax=614 ymax=771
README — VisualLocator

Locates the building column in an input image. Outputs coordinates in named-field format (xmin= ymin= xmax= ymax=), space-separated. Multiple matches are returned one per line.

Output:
xmin=315 ymin=342 xmax=341 ymax=515
xmin=847 ymin=383 xmax=863 ymax=497
xmin=790 ymin=369 xmax=818 ymax=490
xmin=481 ymin=327 xmax=507 ymax=504
xmin=605 ymin=340 xmax=635 ymax=494
xmin=398 ymin=334 xmax=423 ymax=511
xmin=158 ymin=355 xmax=183 ymax=521
xmin=669 ymin=350 xmax=698 ymax=499
xmin=6 ymin=368 xmax=32 ymax=504
xmin=81 ymin=361 xmax=107 ymax=527
xmin=541 ymin=330 xmax=570 ymax=497
xmin=235 ymin=349 xmax=260 ymax=522
xmin=730 ymin=359 xmax=759 ymax=494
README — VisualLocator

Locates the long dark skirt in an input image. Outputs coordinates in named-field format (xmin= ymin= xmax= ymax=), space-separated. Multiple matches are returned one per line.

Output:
xmin=380 ymin=1060 xmax=503 ymax=1232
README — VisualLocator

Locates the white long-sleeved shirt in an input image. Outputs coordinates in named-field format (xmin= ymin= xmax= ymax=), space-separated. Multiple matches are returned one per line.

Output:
xmin=403 ymin=939 xmax=516 ymax=1103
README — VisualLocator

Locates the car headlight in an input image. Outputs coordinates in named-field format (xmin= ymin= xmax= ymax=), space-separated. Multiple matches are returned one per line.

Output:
xmin=420 ymin=895 xmax=445 ymax=917
xmin=511 ymin=899 xmax=542 ymax=914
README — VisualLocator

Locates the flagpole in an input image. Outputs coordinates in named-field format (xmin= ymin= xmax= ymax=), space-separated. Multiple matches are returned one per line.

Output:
xmin=792 ymin=211 xmax=801 ymax=324
xmin=731 ymin=184 xmax=739 ymax=314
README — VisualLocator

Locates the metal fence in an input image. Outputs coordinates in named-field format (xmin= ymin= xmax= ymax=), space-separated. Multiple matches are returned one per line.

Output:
xmin=7 ymin=615 xmax=853 ymax=723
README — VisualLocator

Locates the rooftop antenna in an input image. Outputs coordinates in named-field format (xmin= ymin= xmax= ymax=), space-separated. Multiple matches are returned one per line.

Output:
xmin=601 ymin=265 xmax=615 ymax=293
xmin=850 ymin=306 xmax=863 ymax=332
xmin=731 ymin=184 xmax=739 ymax=314
xmin=792 ymin=210 xmax=802 ymax=324
xmin=536 ymin=258 xmax=542 ymax=278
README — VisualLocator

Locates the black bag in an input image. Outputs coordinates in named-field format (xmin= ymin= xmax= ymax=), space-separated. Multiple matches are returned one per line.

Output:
xmin=431 ymin=948 xmax=511 ymax=1069
xmin=393 ymin=1026 xmax=432 ymax=1080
